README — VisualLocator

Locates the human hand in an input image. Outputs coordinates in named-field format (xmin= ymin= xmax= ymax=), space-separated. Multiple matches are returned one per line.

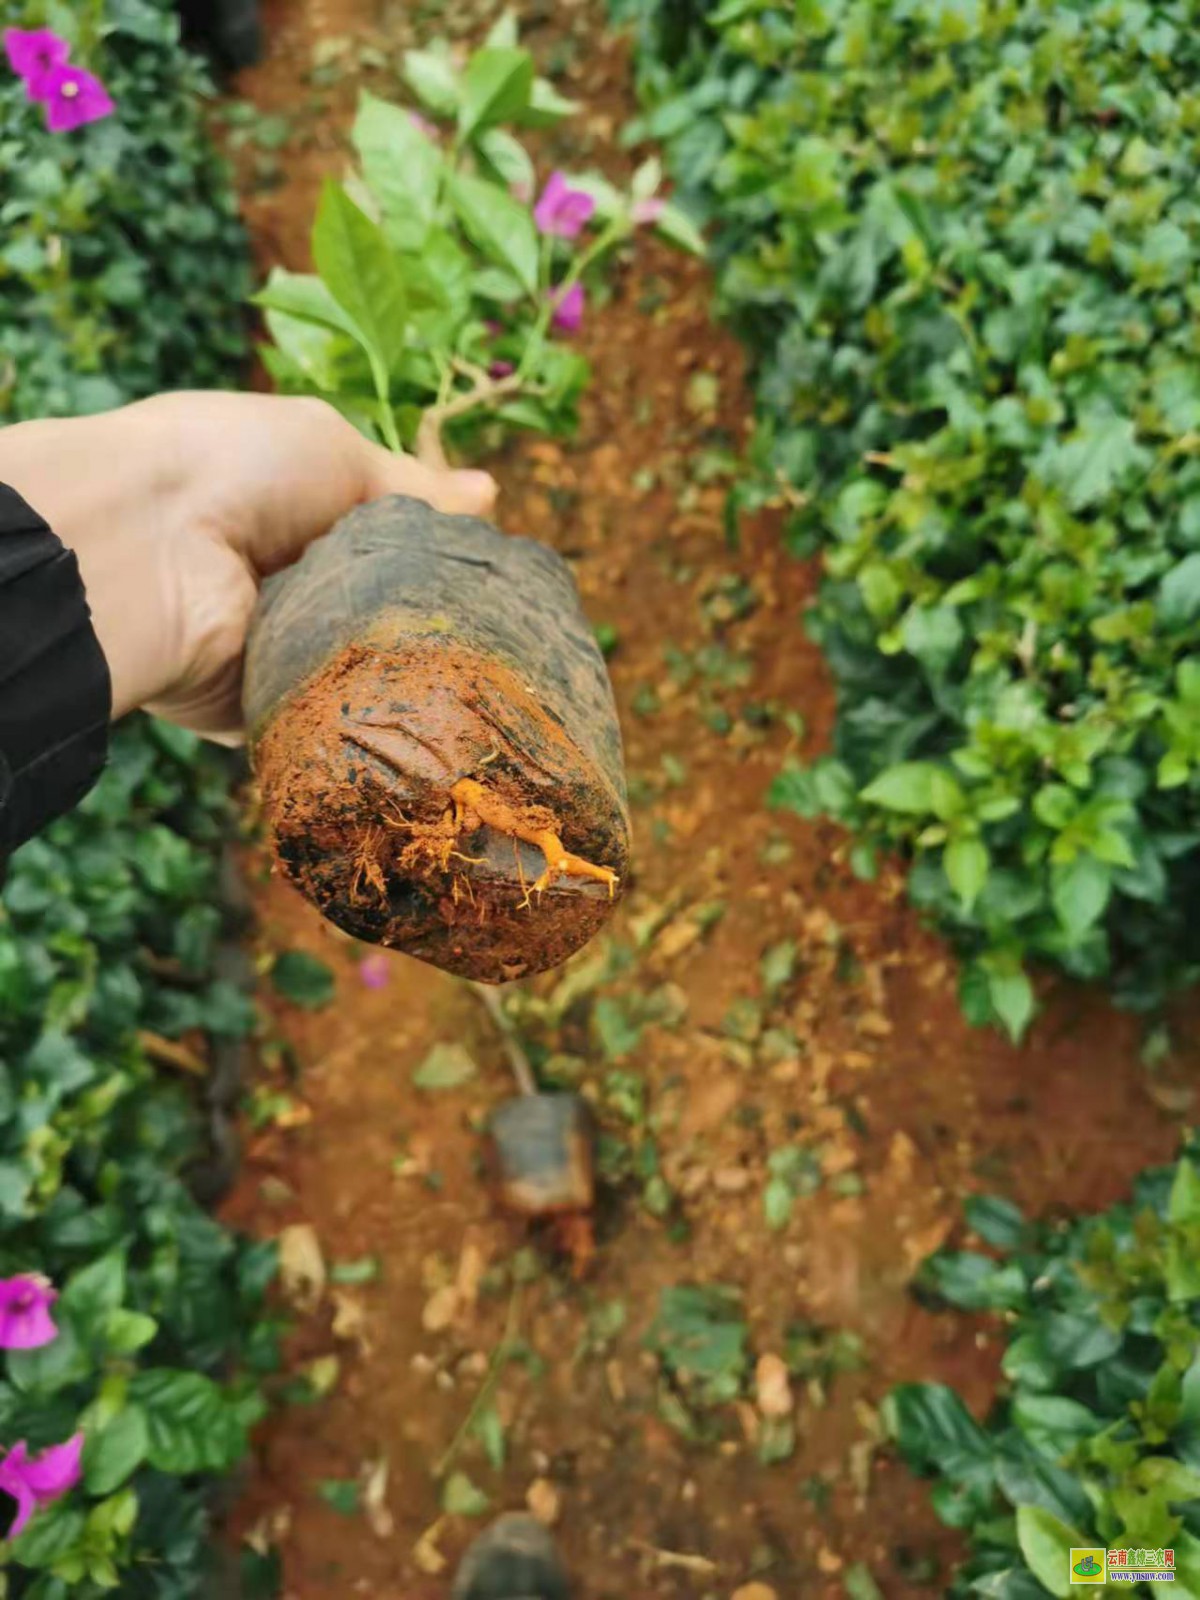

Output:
xmin=0 ymin=392 xmax=497 ymax=742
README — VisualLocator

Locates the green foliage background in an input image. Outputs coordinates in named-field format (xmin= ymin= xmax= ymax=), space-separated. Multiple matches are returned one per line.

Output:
xmin=623 ymin=0 xmax=1200 ymax=1034
xmin=0 ymin=0 xmax=250 ymax=420
xmin=1 ymin=2 xmax=270 ymax=1592
xmin=886 ymin=1151 xmax=1200 ymax=1598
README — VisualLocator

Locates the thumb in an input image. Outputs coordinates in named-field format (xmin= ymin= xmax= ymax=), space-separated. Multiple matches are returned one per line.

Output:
xmin=362 ymin=443 xmax=497 ymax=520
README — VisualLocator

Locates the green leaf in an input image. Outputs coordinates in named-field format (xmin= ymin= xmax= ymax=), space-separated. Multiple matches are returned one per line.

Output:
xmin=843 ymin=1563 xmax=884 ymax=1600
xmin=448 ymin=173 xmax=538 ymax=293
xmin=62 ymin=1249 xmax=126 ymax=1321
xmin=1011 ymin=1395 xmax=1101 ymax=1456
xmin=1050 ymin=854 xmax=1111 ymax=941
xmin=271 ymin=950 xmax=335 ymax=1010
xmin=760 ymin=938 xmax=798 ymax=994
xmin=403 ymin=48 xmax=460 ymax=115
xmin=253 ymin=268 xmax=361 ymax=338
xmin=1047 ymin=413 xmax=1142 ymax=511
xmin=84 ymin=1407 xmax=150 ymax=1495
xmin=317 ymin=1478 xmax=360 ymax=1514
xmin=654 ymin=201 xmax=707 ymax=257
xmin=473 ymin=1405 xmax=506 ymax=1470
xmin=989 ymin=967 xmax=1035 ymax=1043
xmin=441 ymin=1470 xmax=490 ymax=1517
xmin=861 ymin=761 xmax=941 ymax=815
xmin=882 ymin=1383 xmax=992 ymax=1483
xmin=513 ymin=77 xmax=579 ymax=128
xmin=1169 ymin=1158 xmax=1200 ymax=1225
xmin=945 ymin=838 xmax=989 ymax=911
xmin=353 ymin=91 xmax=441 ymax=250
xmin=104 ymin=1309 xmax=158 ymax=1356
xmin=1159 ymin=553 xmax=1200 ymax=628
xmin=9 ymin=1504 xmax=86 ymax=1570
xmin=458 ymin=48 xmax=534 ymax=138
xmin=474 ymin=128 xmax=536 ymax=199
xmin=1015 ymin=1505 xmax=1087 ymax=1598
xmin=312 ymin=180 xmax=409 ymax=381
xmin=964 ymin=1194 xmax=1026 ymax=1250
xmin=412 ymin=1042 xmax=478 ymax=1091
xmin=132 ymin=1369 xmax=247 ymax=1476
xmin=8 ymin=1318 xmax=90 ymax=1395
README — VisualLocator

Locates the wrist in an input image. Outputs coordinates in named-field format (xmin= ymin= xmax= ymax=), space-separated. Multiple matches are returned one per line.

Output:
xmin=0 ymin=407 xmax=183 ymax=720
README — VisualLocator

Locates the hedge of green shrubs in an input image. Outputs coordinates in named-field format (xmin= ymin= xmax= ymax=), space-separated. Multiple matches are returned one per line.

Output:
xmin=1 ymin=4 xmax=271 ymax=1593
xmin=0 ymin=724 xmax=276 ymax=1597
xmin=887 ymin=1148 xmax=1200 ymax=1598
xmin=1 ymin=0 xmax=250 ymax=420
xmin=624 ymin=0 xmax=1200 ymax=1034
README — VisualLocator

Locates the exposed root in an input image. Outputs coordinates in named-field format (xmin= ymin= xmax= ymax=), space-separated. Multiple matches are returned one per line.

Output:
xmin=450 ymin=777 xmax=619 ymax=902
xmin=351 ymin=828 xmax=388 ymax=903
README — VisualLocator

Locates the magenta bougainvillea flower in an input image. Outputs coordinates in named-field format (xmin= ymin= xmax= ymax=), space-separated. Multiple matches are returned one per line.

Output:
xmin=533 ymin=172 xmax=595 ymax=240
xmin=0 ymin=1276 xmax=58 ymax=1351
xmin=0 ymin=1435 xmax=84 ymax=1539
xmin=358 ymin=953 xmax=391 ymax=990
xmin=39 ymin=64 xmax=114 ymax=133
xmin=631 ymin=196 xmax=665 ymax=226
xmin=3 ymin=28 xmax=69 ymax=96
xmin=551 ymin=282 xmax=584 ymax=335
xmin=488 ymin=359 xmax=515 ymax=379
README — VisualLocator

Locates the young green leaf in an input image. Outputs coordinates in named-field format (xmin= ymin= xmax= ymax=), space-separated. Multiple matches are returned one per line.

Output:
xmin=312 ymin=180 xmax=409 ymax=382
xmin=988 ymin=967 xmax=1035 ymax=1043
xmin=1015 ymin=1505 xmax=1086 ymax=1599
xmin=861 ymin=761 xmax=940 ymax=815
xmin=458 ymin=48 xmax=534 ymax=139
xmin=353 ymin=92 xmax=441 ymax=250
xmin=441 ymin=1471 xmax=490 ymax=1517
xmin=945 ymin=837 xmax=989 ymax=911
xmin=1050 ymin=854 xmax=1111 ymax=941
xmin=474 ymin=128 xmax=536 ymax=200
xmin=83 ymin=1407 xmax=150 ymax=1496
xmin=413 ymin=1042 xmax=478 ymax=1091
xmin=403 ymin=48 xmax=460 ymax=116
xmin=448 ymin=174 xmax=539 ymax=293
xmin=513 ymin=77 xmax=579 ymax=128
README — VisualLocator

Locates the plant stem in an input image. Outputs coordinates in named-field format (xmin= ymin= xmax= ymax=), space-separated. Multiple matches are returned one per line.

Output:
xmin=415 ymin=369 xmax=531 ymax=469
xmin=433 ymin=1283 xmax=523 ymax=1478
xmin=516 ymin=217 xmax=630 ymax=383
xmin=470 ymin=982 xmax=537 ymax=1097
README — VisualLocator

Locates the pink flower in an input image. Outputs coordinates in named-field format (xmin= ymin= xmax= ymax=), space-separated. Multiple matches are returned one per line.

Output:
xmin=489 ymin=359 xmax=515 ymax=378
xmin=0 ymin=1276 xmax=58 ymax=1351
xmin=632 ymin=196 xmax=665 ymax=226
xmin=551 ymin=282 xmax=584 ymax=335
xmin=533 ymin=172 xmax=595 ymax=240
xmin=0 ymin=1435 xmax=83 ymax=1540
xmin=39 ymin=65 xmax=113 ymax=134
xmin=3 ymin=28 xmax=69 ymax=97
xmin=407 ymin=110 xmax=438 ymax=139
xmin=359 ymin=953 xmax=391 ymax=990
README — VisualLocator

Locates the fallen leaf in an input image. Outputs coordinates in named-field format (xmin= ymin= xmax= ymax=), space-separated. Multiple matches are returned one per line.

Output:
xmin=278 ymin=1224 xmax=325 ymax=1313
xmin=362 ymin=1457 xmax=394 ymax=1540
xmin=413 ymin=1518 xmax=448 ymax=1575
xmin=526 ymin=1477 xmax=561 ymax=1526
xmin=441 ymin=1471 xmax=490 ymax=1517
xmin=423 ymin=1285 xmax=460 ymax=1333
xmin=755 ymin=1353 xmax=794 ymax=1420
xmin=413 ymin=1043 xmax=478 ymax=1091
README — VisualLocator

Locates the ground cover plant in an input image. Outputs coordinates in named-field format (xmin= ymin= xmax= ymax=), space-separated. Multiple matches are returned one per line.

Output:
xmin=623 ymin=0 xmax=1200 ymax=1035
xmin=888 ymin=1148 xmax=1200 ymax=1598
xmin=0 ymin=720 xmax=277 ymax=1597
xmin=2 ymin=5 xmax=273 ymax=1593
xmin=1 ymin=0 xmax=250 ymax=420
xmin=256 ymin=15 xmax=703 ymax=459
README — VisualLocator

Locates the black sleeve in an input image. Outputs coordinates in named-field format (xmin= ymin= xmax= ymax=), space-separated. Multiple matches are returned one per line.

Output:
xmin=0 ymin=483 xmax=112 ymax=866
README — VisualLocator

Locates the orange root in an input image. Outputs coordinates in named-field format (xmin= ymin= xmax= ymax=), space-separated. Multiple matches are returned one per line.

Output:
xmin=450 ymin=778 xmax=618 ymax=900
